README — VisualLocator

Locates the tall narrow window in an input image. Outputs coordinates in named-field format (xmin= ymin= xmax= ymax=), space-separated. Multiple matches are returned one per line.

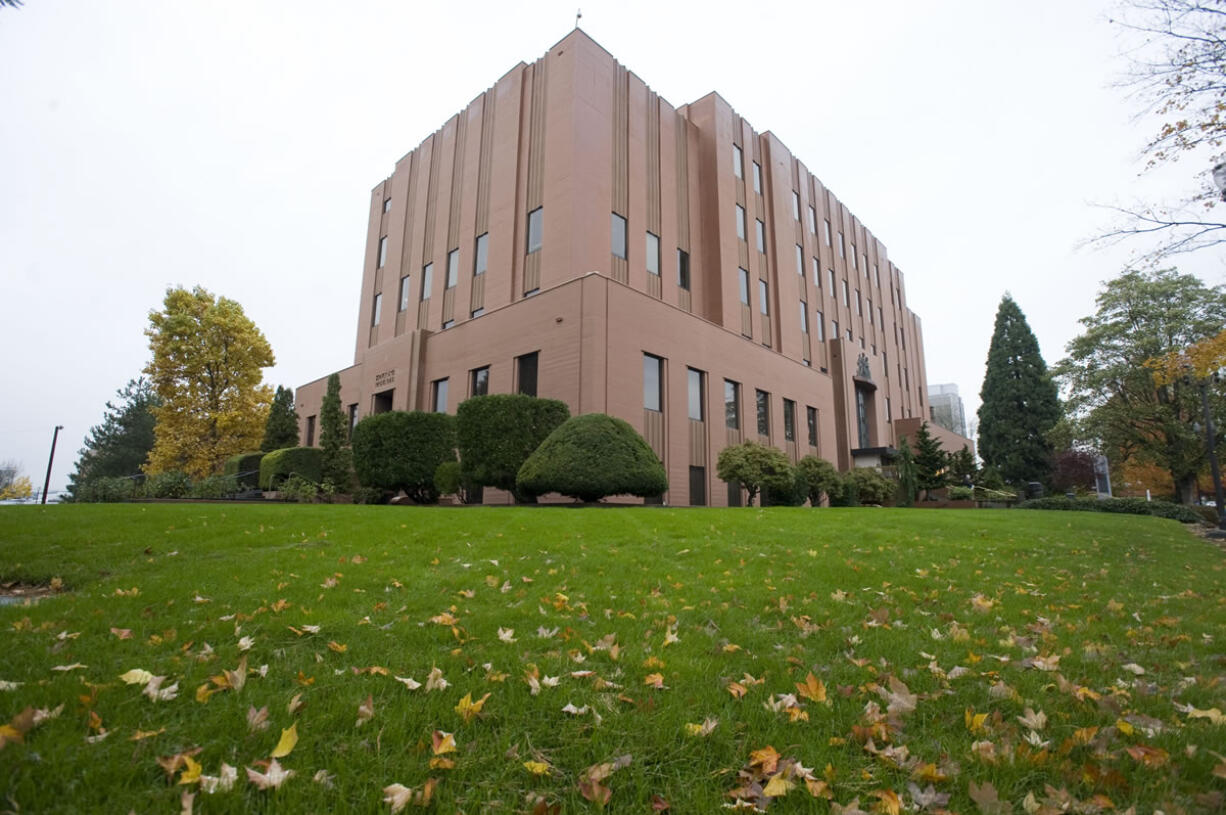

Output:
xmin=812 ymin=257 xmax=820 ymax=286
xmin=724 ymin=380 xmax=741 ymax=430
xmin=806 ymin=406 xmax=818 ymax=447
xmin=851 ymin=244 xmax=857 ymax=269
xmin=838 ymin=232 xmax=846 ymax=258
xmin=470 ymin=366 xmax=489 ymax=397
xmin=878 ymin=306 xmax=884 ymax=326
xmin=646 ymin=232 xmax=660 ymax=276
xmin=758 ymin=280 xmax=769 ymax=315
xmin=792 ymin=191 xmax=801 ymax=220
xmin=856 ymin=290 xmax=862 ymax=316
xmin=868 ymin=298 xmax=874 ymax=324
xmin=612 ymin=213 xmax=628 ymax=259
xmin=783 ymin=399 xmax=796 ymax=442
xmin=842 ymin=279 xmax=850 ymax=306
xmin=446 ymin=249 xmax=459 ymax=288
xmin=421 ymin=263 xmax=433 ymax=300
xmin=687 ymin=368 xmax=704 ymax=421
xmin=796 ymin=244 xmax=804 ymax=276
xmin=886 ymin=396 xmax=893 ymax=422
xmin=863 ymin=254 xmax=869 ymax=278
xmin=752 ymin=161 xmax=761 ymax=193
xmin=846 ymin=328 xmax=853 ymax=342
xmin=643 ymin=353 xmax=664 ymax=412
xmin=874 ymin=265 xmax=881 ymax=287
xmin=348 ymin=404 xmax=358 ymax=436
xmin=371 ymin=292 xmax=382 ymax=327
xmin=677 ymin=249 xmax=690 ymax=290
xmin=398 ymin=275 xmax=411 ymax=311
xmin=735 ymin=205 xmax=746 ymax=240
xmin=824 ymin=219 xmax=832 ymax=246
xmin=799 ymin=301 xmax=808 ymax=333
xmin=828 ymin=269 xmax=835 ymax=292
xmin=516 ymin=352 xmax=538 ymax=397
xmin=733 ymin=144 xmax=743 ymax=178
xmin=816 ymin=310 xmax=825 ymax=341
xmin=808 ymin=206 xmax=816 ymax=233
xmin=689 ymin=466 xmax=707 ymax=506
xmin=473 ymin=233 xmax=488 ymax=277
xmin=755 ymin=219 xmax=766 ymax=252
xmin=382 ymin=197 xmax=392 ymax=214
xmin=832 ymin=319 xmax=839 ymax=338
xmin=738 ymin=268 xmax=750 ymax=305
xmin=377 ymin=236 xmax=388 ymax=268
xmin=305 ymin=415 xmax=316 ymax=447
xmin=755 ymin=389 xmax=770 ymax=436
xmin=527 ymin=207 xmax=543 ymax=254
xmin=432 ymin=378 xmax=449 ymax=413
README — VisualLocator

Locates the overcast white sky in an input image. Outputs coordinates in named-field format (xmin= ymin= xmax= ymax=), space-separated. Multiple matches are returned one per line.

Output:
xmin=2 ymin=0 xmax=1222 ymax=496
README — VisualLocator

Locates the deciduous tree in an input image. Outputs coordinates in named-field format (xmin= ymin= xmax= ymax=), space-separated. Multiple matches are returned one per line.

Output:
xmin=261 ymin=386 xmax=300 ymax=452
xmin=716 ymin=441 xmax=794 ymax=507
xmin=977 ymin=295 xmax=1061 ymax=487
xmin=144 ymin=286 xmax=275 ymax=479
xmin=67 ymin=378 xmax=159 ymax=497
xmin=0 ymin=461 xmax=32 ymax=500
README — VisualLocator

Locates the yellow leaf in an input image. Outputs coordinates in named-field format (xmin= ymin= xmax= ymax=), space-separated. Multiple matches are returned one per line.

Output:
xmin=431 ymin=730 xmax=456 ymax=755
xmin=454 ymin=692 xmax=490 ymax=724
xmin=327 ymin=641 xmax=348 ymax=653
xmin=872 ymin=789 xmax=902 ymax=815
xmin=428 ymin=757 xmax=455 ymax=770
xmin=796 ymin=672 xmax=829 ymax=705
xmin=195 ymin=684 xmax=216 ymax=704
xmin=762 ymin=772 xmax=795 ymax=797
xmin=270 ymin=722 xmax=298 ymax=758
xmin=964 ymin=708 xmax=988 ymax=733
xmin=727 ymin=681 xmax=748 ymax=699
xmin=119 ymin=669 xmax=154 ymax=686
xmin=1115 ymin=718 xmax=1134 ymax=736
xmin=749 ymin=745 xmax=780 ymax=774
xmin=644 ymin=672 xmax=665 ymax=689
xmin=523 ymin=760 xmax=551 ymax=775
xmin=177 ymin=755 xmax=203 ymax=785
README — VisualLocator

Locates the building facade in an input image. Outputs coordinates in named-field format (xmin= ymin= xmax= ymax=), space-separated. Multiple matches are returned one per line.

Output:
xmin=927 ymin=383 xmax=968 ymax=438
xmin=296 ymin=29 xmax=947 ymax=505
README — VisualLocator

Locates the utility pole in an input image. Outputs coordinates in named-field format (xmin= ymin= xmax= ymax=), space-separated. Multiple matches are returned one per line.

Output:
xmin=41 ymin=425 xmax=63 ymax=505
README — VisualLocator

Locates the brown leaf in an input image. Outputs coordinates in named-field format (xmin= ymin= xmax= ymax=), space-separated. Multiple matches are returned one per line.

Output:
xmin=968 ymin=780 xmax=1012 ymax=815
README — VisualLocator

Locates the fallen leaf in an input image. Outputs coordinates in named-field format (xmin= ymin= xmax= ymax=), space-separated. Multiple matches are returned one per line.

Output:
xmin=432 ymin=730 xmax=456 ymax=755
xmin=644 ymin=672 xmax=666 ymax=689
xmin=110 ymin=627 xmax=132 ymax=640
xmin=384 ymin=783 xmax=414 ymax=813
xmin=395 ymin=675 xmax=422 ymax=691
xmin=796 ymin=672 xmax=830 ymax=705
xmin=454 ymin=692 xmax=490 ymax=723
xmin=523 ymin=760 xmax=551 ymax=776
xmin=425 ymin=667 xmax=448 ymax=692
xmin=356 ymin=694 xmax=374 ymax=727
xmin=684 ymin=717 xmax=718 ymax=737
xmin=200 ymin=763 xmax=237 ymax=794
xmin=119 ymin=669 xmax=154 ymax=686
xmin=178 ymin=755 xmax=203 ymax=785
xmin=247 ymin=706 xmax=270 ymax=733
xmin=270 ymin=722 xmax=298 ymax=758
xmin=968 ymin=780 xmax=1012 ymax=815
xmin=247 ymin=758 xmax=294 ymax=790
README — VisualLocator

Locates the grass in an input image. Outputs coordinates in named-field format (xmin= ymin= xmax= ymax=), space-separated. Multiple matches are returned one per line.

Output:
xmin=0 ymin=504 xmax=1223 ymax=814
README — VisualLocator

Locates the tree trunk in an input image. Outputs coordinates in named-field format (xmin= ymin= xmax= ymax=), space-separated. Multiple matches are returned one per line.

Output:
xmin=1174 ymin=472 xmax=1198 ymax=505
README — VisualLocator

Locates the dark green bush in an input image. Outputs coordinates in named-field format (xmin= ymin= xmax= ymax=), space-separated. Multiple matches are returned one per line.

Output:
xmin=351 ymin=411 xmax=456 ymax=504
xmin=223 ymin=451 xmax=265 ymax=488
xmin=845 ymin=468 xmax=894 ymax=506
xmin=259 ymin=447 xmax=323 ymax=490
xmin=280 ymin=474 xmax=319 ymax=503
xmin=795 ymin=456 xmax=840 ymax=507
xmin=948 ymin=485 xmax=975 ymax=500
xmin=351 ymin=486 xmax=387 ymax=505
xmin=457 ymin=395 xmax=570 ymax=502
xmin=76 ymin=476 xmax=137 ymax=503
xmin=716 ymin=442 xmax=794 ymax=507
xmin=763 ymin=467 xmax=807 ymax=506
xmin=1017 ymin=495 xmax=1201 ymax=523
xmin=434 ymin=460 xmax=461 ymax=496
xmin=188 ymin=474 xmax=241 ymax=499
xmin=516 ymin=413 xmax=667 ymax=502
xmin=144 ymin=471 xmax=191 ymax=499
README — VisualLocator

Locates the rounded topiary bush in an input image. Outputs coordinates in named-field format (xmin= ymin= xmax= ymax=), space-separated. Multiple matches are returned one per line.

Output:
xmin=516 ymin=413 xmax=667 ymax=503
xmin=457 ymin=394 xmax=570 ymax=502
xmin=351 ymin=411 xmax=456 ymax=504
xmin=223 ymin=451 xmax=265 ymax=488
xmin=259 ymin=447 xmax=323 ymax=490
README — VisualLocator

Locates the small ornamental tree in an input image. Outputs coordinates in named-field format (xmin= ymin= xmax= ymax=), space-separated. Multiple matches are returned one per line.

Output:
xmin=351 ymin=411 xmax=456 ymax=504
xmin=846 ymin=468 xmax=895 ymax=505
xmin=948 ymin=445 xmax=978 ymax=485
xmin=795 ymin=456 xmax=840 ymax=507
xmin=318 ymin=373 xmax=353 ymax=490
xmin=1051 ymin=449 xmax=1098 ymax=494
xmin=716 ymin=441 xmax=794 ymax=507
xmin=262 ymin=386 xmax=300 ymax=452
xmin=457 ymin=395 xmax=570 ymax=503
xmin=896 ymin=439 xmax=918 ymax=507
xmin=515 ymin=413 xmax=667 ymax=502
xmin=913 ymin=421 xmax=948 ymax=498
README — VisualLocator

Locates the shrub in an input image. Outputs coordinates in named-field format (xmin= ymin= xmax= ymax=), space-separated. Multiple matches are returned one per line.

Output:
xmin=189 ymin=474 xmax=241 ymax=499
xmin=516 ymin=413 xmax=667 ymax=502
xmin=763 ymin=467 xmax=807 ymax=506
xmin=144 ymin=471 xmax=191 ymax=499
xmin=948 ymin=485 xmax=975 ymax=500
xmin=351 ymin=486 xmax=387 ymax=505
xmin=1017 ymin=495 xmax=1201 ymax=523
xmin=796 ymin=456 xmax=840 ymax=507
xmin=716 ymin=441 xmax=794 ymax=507
xmin=457 ymin=395 xmax=570 ymax=502
xmin=259 ymin=447 xmax=323 ymax=490
xmin=280 ymin=474 xmax=319 ymax=503
xmin=895 ymin=439 xmax=918 ymax=507
xmin=845 ymin=468 xmax=894 ymax=506
xmin=434 ymin=461 xmax=461 ymax=497
xmin=351 ymin=411 xmax=456 ymax=504
xmin=223 ymin=451 xmax=265 ymax=488
xmin=76 ymin=476 xmax=136 ymax=503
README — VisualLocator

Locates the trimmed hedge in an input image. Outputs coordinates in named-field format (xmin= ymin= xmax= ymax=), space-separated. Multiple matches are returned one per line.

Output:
xmin=457 ymin=395 xmax=570 ymax=502
xmin=144 ymin=471 xmax=191 ymax=499
xmin=223 ymin=451 xmax=265 ymax=488
xmin=516 ymin=413 xmax=667 ymax=502
xmin=259 ymin=447 xmax=323 ymax=490
xmin=351 ymin=411 xmax=456 ymax=504
xmin=1017 ymin=495 xmax=1202 ymax=523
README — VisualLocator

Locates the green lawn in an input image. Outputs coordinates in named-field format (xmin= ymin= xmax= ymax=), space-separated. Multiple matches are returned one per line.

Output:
xmin=0 ymin=505 xmax=1223 ymax=814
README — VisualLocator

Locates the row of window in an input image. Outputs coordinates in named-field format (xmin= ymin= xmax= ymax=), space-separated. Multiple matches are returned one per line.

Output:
xmin=428 ymin=351 xmax=540 ymax=414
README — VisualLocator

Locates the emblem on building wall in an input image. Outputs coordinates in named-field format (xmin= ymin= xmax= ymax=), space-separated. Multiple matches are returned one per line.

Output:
xmin=856 ymin=353 xmax=872 ymax=380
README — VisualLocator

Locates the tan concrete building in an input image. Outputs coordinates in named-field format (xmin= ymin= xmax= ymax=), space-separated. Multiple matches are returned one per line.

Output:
xmin=297 ymin=29 xmax=950 ymax=505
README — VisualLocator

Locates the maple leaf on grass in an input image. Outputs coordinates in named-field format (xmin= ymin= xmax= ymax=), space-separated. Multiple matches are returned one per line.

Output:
xmin=796 ymin=672 xmax=830 ymax=705
xmin=143 ymin=675 xmax=179 ymax=702
xmin=270 ymin=722 xmax=298 ymax=758
xmin=247 ymin=758 xmax=294 ymax=790
xmin=684 ymin=716 xmax=718 ymax=737
xmin=454 ymin=692 xmax=490 ymax=723
xmin=247 ymin=706 xmax=269 ymax=733
xmin=523 ymin=760 xmax=551 ymax=776
xmin=199 ymin=763 xmax=237 ymax=794
xmin=425 ymin=667 xmax=449 ymax=692
xmin=356 ymin=694 xmax=375 ymax=727
xmin=968 ymin=780 xmax=1012 ymax=815
xmin=432 ymin=730 xmax=457 ymax=755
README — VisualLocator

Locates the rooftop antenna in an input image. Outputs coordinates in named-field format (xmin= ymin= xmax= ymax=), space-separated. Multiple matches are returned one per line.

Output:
xmin=575 ymin=8 xmax=582 ymax=29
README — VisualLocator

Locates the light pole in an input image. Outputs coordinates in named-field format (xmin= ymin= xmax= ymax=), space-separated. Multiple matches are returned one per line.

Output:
xmin=41 ymin=425 xmax=63 ymax=505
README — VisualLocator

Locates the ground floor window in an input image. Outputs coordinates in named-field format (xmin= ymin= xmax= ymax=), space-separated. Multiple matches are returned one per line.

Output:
xmin=689 ymin=466 xmax=706 ymax=506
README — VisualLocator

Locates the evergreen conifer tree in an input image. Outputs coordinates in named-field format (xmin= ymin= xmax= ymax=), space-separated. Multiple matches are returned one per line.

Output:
xmin=261 ymin=386 xmax=300 ymax=452
xmin=895 ymin=438 xmax=917 ymax=507
xmin=913 ymin=421 xmax=948 ymax=498
xmin=318 ymin=373 xmax=353 ymax=489
xmin=977 ymin=295 xmax=1061 ymax=486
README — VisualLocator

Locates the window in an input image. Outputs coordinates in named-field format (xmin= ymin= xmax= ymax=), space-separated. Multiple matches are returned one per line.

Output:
xmin=611 ymin=213 xmax=628 ymax=259
xmin=371 ymin=292 xmax=382 ymax=327
xmin=874 ymin=265 xmax=881 ymax=287
xmin=863 ymin=254 xmax=869 ymax=277
xmin=738 ymin=268 xmax=750 ymax=305
xmin=828 ymin=269 xmax=835 ymax=292
xmin=643 ymin=353 xmax=664 ymax=412
xmin=733 ymin=144 xmax=743 ymax=178
xmin=816 ymin=310 xmax=825 ymax=341
xmin=646 ymin=232 xmax=660 ymax=276
xmin=442 ymin=319 xmax=455 ymax=329
xmin=795 ymin=244 xmax=804 ymax=276
xmin=471 ymin=308 xmax=484 ymax=318
xmin=808 ymin=206 xmax=817 ymax=233
xmin=838 ymin=232 xmax=845 ymax=258
xmin=855 ymin=290 xmax=862 ymax=316
xmin=883 ymin=350 xmax=888 ymax=371
xmin=470 ymin=366 xmax=489 ymax=397
xmin=868 ymin=298 xmax=874 ymax=324
xmin=755 ymin=389 xmax=770 ymax=436
xmin=432 ymin=378 xmax=449 ymax=413
xmin=516 ymin=352 xmax=539 ymax=396
xmin=758 ymin=279 xmax=769 ymax=315
xmin=886 ymin=397 xmax=893 ymax=422
xmin=527 ymin=207 xmax=543 ymax=254
xmin=832 ymin=319 xmax=839 ymax=337
xmin=421 ymin=263 xmax=433 ymax=300
xmin=677 ymin=249 xmax=690 ymax=290
xmin=812 ymin=257 xmax=820 ymax=286
xmin=689 ymin=466 xmax=707 ymax=506
xmin=473 ymin=233 xmax=488 ymax=277
xmin=398 ymin=275 xmax=411 ymax=311
xmin=904 ymin=367 xmax=910 ymax=391
xmin=446 ymin=249 xmax=459 ymax=288
xmin=687 ymin=368 xmax=704 ymax=421
xmin=846 ymin=328 xmax=853 ymax=341
xmin=878 ymin=306 xmax=884 ymax=326
xmin=724 ymin=380 xmax=741 ymax=430
xmin=377 ymin=236 xmax=388 ymax=268
xmin=372 ymin=390 xmax=393 ymax=414
xmin=305 ymin=415 xmax=316 ymax=447
xmin=859 ymin=336 xmax=865 ymax=349
xmin=783 ymin=399 xmax=796 ymax=442
xmin=799 ymin=301 xmax=808 ymax=333
xmin=755 ymin=219 xmax=765 ymax=252
xmin=792 ymin=191 xmax=801 ymax=220
xmin=752 ymin=161 xmax=762 ymax=194
xmin=851 ymin=244 xmax=857 ymax=269
xmin=806 ymin=406 xmax=818 ymax=447
xmin=382 ymin=197 xmax=392 ymax=214
xmin=735 ymin=205 xmax=746 ymax=240
xmin=823 ymin=219 xmax=832 ymax=246
xmin=348 ymin=404 xmax=358 ymax=436
xmin=842 ymin=279 xmax=850 ymax=306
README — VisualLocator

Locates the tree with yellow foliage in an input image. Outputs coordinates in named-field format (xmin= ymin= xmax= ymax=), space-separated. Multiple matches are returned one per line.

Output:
xmin=0 ymin=461 xmax=32 ymax=500
xmin=144 ymin=287 xmax=275 ymax=479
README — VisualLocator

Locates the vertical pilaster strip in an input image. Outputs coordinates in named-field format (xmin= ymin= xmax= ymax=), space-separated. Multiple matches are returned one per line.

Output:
xmin=611 ymin=63 xmax=629 ymax=284
xmin=523 ymin=60 xmax=547 ymax=294
xmin=475 ymin=91 xmax=495 ymax=236
xmin=447 ymin=113 xmax=468 ymax=251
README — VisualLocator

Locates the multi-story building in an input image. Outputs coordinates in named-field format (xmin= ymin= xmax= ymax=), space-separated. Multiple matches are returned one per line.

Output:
xmin=927 ymin=383 xmax=968 ymax=438
xmin=296 ymin=29 xmax=951 ymax=505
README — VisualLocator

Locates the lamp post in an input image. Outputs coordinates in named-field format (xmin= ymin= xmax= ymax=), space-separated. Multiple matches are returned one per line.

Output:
xmin=41 ymin=425 xmax=63 ymax=505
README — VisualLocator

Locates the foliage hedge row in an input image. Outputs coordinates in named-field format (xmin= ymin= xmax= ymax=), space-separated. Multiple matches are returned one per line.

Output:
xmin=351 ymin=412 xmax=455 ymax=504
xmin=1017 ymin=495 xmax=1202 ymax=523
xmin=70 ymin=473 xmax=244 ymax=502
xmin=223 ymin=451 xmax=265 ymax=488
xmin=458 ymin=395 xmax=570 ymax=502
xmin=258 ymin=447 xmax=323 ymax=490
